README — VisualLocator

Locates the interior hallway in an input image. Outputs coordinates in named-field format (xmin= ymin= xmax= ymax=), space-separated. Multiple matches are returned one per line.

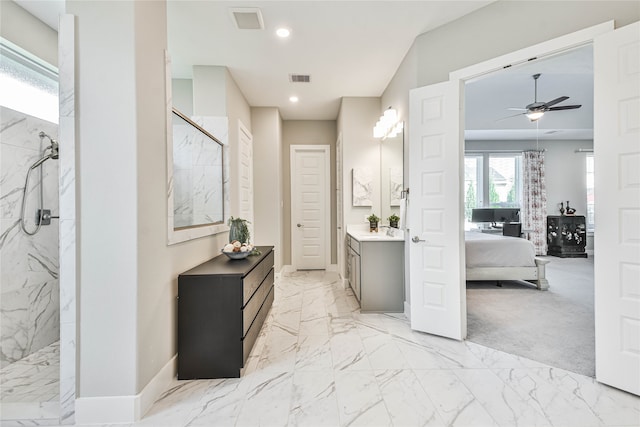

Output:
xmin=66 ymin=270 xmax=640 ymax=427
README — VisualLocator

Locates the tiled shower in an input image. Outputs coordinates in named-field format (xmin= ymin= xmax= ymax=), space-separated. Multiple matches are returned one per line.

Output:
xmin=0 ymin=106 xmax=60 ymax=418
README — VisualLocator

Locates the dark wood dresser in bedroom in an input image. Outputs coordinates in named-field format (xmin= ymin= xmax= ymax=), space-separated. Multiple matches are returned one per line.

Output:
xmin=177 ymin=246 xmax=274 ymax=379
xmin=547 ymin=215 xmax=587 ymax=258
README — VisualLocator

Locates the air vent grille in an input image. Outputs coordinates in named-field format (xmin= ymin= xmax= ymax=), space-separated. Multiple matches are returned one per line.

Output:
xmin=289 ymin=74 xmax=311 ymax=83
xmin=230 ymin=8 xmax=264 ymax=30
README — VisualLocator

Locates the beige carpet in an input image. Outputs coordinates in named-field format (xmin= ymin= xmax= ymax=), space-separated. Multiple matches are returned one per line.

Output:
xmin=466 ymin=256 xmax=595 ymax=377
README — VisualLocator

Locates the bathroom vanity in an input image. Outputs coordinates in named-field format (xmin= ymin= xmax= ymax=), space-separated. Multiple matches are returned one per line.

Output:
xmin=346 ymin=226 xmax=404 ymax=313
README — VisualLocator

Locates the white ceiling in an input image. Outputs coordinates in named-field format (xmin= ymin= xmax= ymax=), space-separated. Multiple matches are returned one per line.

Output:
xmin=15 ymin=0 xmax=593 ymax=139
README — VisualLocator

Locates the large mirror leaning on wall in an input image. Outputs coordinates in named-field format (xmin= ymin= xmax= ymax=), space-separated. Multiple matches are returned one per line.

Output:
xmin=167 ymin=107 xmax=227 ymax=245
xmin=380 ymin=123 xmax=404 ymax=224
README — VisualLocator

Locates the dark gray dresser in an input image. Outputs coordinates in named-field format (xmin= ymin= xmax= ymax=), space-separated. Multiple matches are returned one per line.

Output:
xmin=177 ymin=246 xmax=274 ymax=379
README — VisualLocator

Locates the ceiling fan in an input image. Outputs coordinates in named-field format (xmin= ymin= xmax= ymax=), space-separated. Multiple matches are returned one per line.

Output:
xmin=499 ymin=73 xmax=582 ymax=122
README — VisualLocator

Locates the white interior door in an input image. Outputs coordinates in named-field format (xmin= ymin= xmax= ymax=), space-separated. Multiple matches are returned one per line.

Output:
xmin=594 ymin=21 xmax=640 ymax=396
xmin=408 ymin=81 xmax=465 ymax=340
xmin=291 ymin=145 xmax=330 ymax=270
xmin=238 ymin=120 xmax=254 ymax=238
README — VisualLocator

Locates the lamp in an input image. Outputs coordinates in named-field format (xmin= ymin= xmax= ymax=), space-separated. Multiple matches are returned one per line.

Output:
xmin=373 ymin=107 xmax=402 ymax=140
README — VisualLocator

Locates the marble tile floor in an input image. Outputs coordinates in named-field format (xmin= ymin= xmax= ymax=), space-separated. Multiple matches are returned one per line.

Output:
xmin=1 ymin=340 xmax=60 ymax=421
xmin=6 ymin=271 xmax=640 ymax=427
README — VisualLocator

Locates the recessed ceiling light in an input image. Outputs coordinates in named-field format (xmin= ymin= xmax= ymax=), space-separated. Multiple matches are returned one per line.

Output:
xmin=276 ymin=28 xmax=291 ymax=38
xmin=289 ymin=96 xmax=299 ymax=103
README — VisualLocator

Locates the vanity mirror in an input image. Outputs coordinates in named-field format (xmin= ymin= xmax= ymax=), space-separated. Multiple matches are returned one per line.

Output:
xmin=167 ymin=107 xmax=229 ymax=245
xmin=380 ymin=124 xmax=404 ymax=224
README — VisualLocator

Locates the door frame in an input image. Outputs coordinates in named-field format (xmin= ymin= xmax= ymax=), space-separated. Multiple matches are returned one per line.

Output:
xmin=408 ymin=21 xmax=613 ymax=335
xmin=290 ymin=144 xmax=331 ymax=270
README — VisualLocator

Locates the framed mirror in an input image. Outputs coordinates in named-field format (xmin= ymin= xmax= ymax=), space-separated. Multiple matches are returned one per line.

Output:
xmin=167 ymin=107 xmax=229 ymax=244
xmin=380 ymin=124 xmax=404 ymax=224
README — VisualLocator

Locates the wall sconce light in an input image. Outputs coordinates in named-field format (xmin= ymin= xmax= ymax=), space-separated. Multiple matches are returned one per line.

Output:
xmin=373 ymin=107 xmax=402 ymax=140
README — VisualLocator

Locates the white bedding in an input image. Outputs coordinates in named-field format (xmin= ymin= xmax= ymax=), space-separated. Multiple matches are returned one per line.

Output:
xmin=465 ymin=231 xmax=536 ymax=268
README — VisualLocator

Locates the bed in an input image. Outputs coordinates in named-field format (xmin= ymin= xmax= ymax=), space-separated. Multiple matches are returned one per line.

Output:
xmin=465 ymin=231 xmax=549 ymax=290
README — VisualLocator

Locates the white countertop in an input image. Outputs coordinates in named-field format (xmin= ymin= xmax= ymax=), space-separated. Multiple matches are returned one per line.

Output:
xmin=346 ymin=224 xmax=405 ymax=242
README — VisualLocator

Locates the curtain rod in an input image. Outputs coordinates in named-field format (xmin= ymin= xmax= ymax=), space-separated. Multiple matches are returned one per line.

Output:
xmin=575 ymin=148 xmax=594 ymax=153
xmin=465 ymin=149 xmax=546 ymax=153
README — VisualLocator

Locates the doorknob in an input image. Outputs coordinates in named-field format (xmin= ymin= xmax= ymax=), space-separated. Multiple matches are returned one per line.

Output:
xmin=297 ymin=223 xmax=304 ymax=228
xmin=412 ymin=236 xmax=426 ymax=243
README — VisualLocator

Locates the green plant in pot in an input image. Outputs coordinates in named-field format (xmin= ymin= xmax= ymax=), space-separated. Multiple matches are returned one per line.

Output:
xmin=388 ymin=213 xmax=400 ymax=229
xmin=367 ymin=213 xmax=380 ymax=232
xmin=227 ymin=216 xmax=261 ymax=255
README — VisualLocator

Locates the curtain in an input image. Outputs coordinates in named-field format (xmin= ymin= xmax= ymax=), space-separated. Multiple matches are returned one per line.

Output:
xmin=522 ymin=151 xmax=547 ymax=255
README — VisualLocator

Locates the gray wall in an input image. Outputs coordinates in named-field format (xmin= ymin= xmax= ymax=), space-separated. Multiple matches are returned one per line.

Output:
xmin=282 ymin=120 xmax=337 ymax=266
xmin=0 ymin=0 xmax=58 ymax=66
xmin=251 ymin=107 xmax=284 ymax=271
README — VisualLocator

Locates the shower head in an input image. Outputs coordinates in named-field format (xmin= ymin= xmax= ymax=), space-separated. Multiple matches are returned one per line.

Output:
xmin=38 ymin=131 xmax=59 ymax=160
xmin=30 ymin=153 xmax=53 ymax=170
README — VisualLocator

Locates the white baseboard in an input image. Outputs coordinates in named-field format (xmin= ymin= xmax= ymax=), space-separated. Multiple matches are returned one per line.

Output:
xmin=75 ymin=355 xmax=176 ymax=424
xmin=282 ymin=265 xmax=295 ymax=273
xmin=404 ymin=301 xmax=411 ymax=321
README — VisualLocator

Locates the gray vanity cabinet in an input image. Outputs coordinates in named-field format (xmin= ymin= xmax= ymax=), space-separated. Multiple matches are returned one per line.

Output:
xmin=347 ymin=235 xmax=404 ymax=313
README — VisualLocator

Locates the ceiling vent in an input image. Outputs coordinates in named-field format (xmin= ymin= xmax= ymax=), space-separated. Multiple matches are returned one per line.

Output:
xmin=289 ymin=74 xmax=311 ymax=83
xmin=230 ymin=8 xmax=264 ymax=30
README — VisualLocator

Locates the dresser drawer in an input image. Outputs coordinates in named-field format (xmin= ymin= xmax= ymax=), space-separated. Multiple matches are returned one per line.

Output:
xmin=242 ymin=268 xmax=274 ymax=337
xmin=242 ymin=284 xmax=274 ymax=364
xmin=243 ymin=250 xmax=274 ymax=305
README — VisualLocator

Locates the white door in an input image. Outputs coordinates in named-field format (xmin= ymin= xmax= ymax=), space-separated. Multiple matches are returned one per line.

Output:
xmin=238 ymin=120 xmax=254 ymax=238
xmin=291 ymin=145 xmax=330 ymax=270
xmin=594 ymin=22 xmax=640 ymax=396
xmin=408 ymin=81 xmax=465 ymax=340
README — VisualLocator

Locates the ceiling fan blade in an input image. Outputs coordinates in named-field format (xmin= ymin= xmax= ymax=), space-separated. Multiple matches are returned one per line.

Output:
xmin=542 ymin=96 xmax=569 ymax=108
xmin=507 ymin=108 xmax=527 ymax=111
xmin=548 ymin=104 xmax=582 ymax=111
xmin=495 ymin=112 xmax=526 ymax=122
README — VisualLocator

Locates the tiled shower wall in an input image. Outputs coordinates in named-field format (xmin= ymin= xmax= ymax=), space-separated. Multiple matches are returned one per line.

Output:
xmin=0 ymin=106 xmax=60 ymax=368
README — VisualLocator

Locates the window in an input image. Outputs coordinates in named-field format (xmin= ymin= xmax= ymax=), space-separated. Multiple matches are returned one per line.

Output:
xmin=464 ymin=152 xmax=523 ymax=229
xmin=0 ymin=39 xmax=58 ymax=123
xmin=586 ymin=154 xmax=594 ymax=232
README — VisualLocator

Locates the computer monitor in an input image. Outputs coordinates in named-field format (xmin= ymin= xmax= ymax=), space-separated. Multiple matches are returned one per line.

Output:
xmin=493 ymin=208 xmax=520 ymax=224
xmin=471 ymin=208 xmax=495 ymax=223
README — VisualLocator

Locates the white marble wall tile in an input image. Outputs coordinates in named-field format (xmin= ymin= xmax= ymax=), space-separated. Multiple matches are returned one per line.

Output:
xmin=1 ymin=106 xmax=60 ymax=371
xmin=375 ymin=369 xmax=445 ymax=426
xmin=58 ymin=14 xmax=76 ymax=424
xmin=334 ymin=370 xmax=390 ymax=426
xmin=415 ymin=369 xmax=499 ymax=427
